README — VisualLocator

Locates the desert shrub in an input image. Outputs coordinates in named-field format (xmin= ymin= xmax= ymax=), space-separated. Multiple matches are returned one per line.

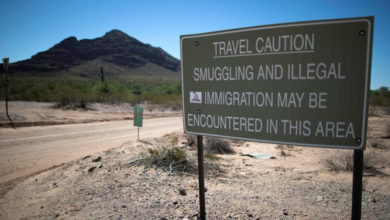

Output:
xmin=205 ymin=152 xmax=220 ymax=161
xmin=324 ymin=151 xmax=379 ymax=173
xmin=58 ymin=96 xmax=71 ymax=107
xmin=369 ymin=106 xmax=381 ymax=116
xmin=185 ymin=134 xmax=196 ymax=147
xmin=384 ymin=123 xmax=390 ymax=138
xmin=55 ymin=99 xmax=89 ymax=110
xmin=131 ymin=84 xmax=144 ymax=95
xmin=370 ymin=139 xmax=388 ymax=149
xmin=205 ymin=137 xmax=234 ymax=154
xmin=130 ymin=144 xmax=224 ymax=176
xmin=276 ymin=144 xmax=292 ymax=156
xmin=73 ymin=100 xmax=88 ymax=110
xmin=370 ymin=86 xmax=390 ymax=107
xmin=99 ymin=82 xmax=110 ymax=94
xmin=325 ymin=152 xmax=354 ymax=171
xmin=135 ymin=147 xmax=195 ymax=173
xmin=4 ymin=76 xmax=182 ymax=109
xmin=170 ymin=136 xmax=179 ymax=146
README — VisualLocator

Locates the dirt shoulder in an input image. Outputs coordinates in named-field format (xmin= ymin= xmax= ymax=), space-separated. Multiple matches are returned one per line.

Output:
xmin=0 ymin=117 xmax=183 ymax=190
xmin=0 ymin=101 xmax=181 ymax=127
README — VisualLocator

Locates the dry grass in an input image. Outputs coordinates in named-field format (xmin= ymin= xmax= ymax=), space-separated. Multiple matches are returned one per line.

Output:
xmin=370 ymin=139 xmax=389 ymax=149
xmin=205 ymin=137 xmax=235 ymax=154
xmin=324 ymin=151 xmax=382 ymax=175
xmin=276 ymin=144 xmax=293 ymax=156
xmin=170 ymin=136 xmax=179 ymax=146
xmin=205 ymin=152 xmax=220 ymax=161
xmin=130 ymin=146 xmax=224 ymax=176
xmin=184 ymin=134 xmax=196 ymax=147
xmin=325 ymin=152 xmax=354 ymax=171
xmin=369 ymin=106 xmax=383 ymax=116
xmin=132 ymin=147 xmax=196 ymax=174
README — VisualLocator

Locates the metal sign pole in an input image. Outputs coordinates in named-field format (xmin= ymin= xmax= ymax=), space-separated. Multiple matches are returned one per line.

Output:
xmin=197 ymin=135 xmax=206 ymax=220
xmin=352 ymin=150 xmax=364 ymax=220
xmin=137 ymin=126 xmax=139 ymax=141
xmin=3 ymin=58 xmax=13 ymax=128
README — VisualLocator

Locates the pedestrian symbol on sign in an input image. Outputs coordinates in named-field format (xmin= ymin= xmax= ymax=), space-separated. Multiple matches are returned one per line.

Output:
xmin=190 ymin=91 xmax=202 ymax=104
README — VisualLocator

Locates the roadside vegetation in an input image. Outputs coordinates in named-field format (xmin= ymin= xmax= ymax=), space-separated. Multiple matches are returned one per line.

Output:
xmin=369 ymin=86 xmax=390 ymax=116
xmin=1 ymin=75 xmax=389 ymax=112
xmin=134 ymin=147 xmax=196 ymax=174
xmin=324 ymin=151 xmax=384 ymax=175
xmin=2 ymin=76 xmax=182 ymax=108
xmin=205 ymin=137 xmax=235 ymax=154
xmin=131 ymin=134 xmax=225 ymax=175
xmin=370 ymin=86 xmax=390 ymax=107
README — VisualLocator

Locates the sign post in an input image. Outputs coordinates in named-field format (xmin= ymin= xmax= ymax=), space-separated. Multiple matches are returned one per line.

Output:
xmin=3 ymin=58 xmax=9 ymax=72
xmin=352 ymin=150 xmax=364 ymax=220
xmin=2 ymin=58 xmax=13 ymax=128
xmin=181 ymin=17 xmax=373 ymax=220
xmin=133 ymin=107 xmax=143 ymax=141
xmin=196 ymin=135 xmax=206 ymax=220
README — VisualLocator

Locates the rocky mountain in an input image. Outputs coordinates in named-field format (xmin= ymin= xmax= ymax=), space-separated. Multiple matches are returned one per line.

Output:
xmin=3 ymin=30 xmax=180 ymax=78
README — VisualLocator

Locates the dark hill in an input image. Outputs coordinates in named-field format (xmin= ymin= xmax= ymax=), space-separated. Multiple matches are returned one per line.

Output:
xmin=3 ymin=29 xmax=180 ymax=78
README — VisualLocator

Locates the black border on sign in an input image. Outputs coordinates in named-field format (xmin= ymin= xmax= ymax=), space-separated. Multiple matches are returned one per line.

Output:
xmin=180 ymin=16 xmax=373 ymax=150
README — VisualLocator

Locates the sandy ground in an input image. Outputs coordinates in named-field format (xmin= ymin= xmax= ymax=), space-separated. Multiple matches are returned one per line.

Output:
xmin=0 ymin=102 xmax=389 ymax=219
xmin=0 ymin=131 xmax=389 ymax=220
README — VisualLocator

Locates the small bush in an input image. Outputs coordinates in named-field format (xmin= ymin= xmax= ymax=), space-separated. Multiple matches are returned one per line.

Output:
xmin=205 ymin=137 xmax=234 ymax=154
xmin=58 ymin=97 xmax=71 ymax=107
xmin=135 ymin=147 xmax=195 ymax=173
xmin=370 ymin=86 xmax=390 ymax=107
xmin=370 ymin=139 xmax=389 ymax=149
xmin=73 ymin=100 xmax=88 ymax=110
xmin=276 ymin=144 xmax=292 ymax=156
xmin=170 ymin=136 xmax=179 ymax=146
xmin=325 ymin=152 xmax=354 ymax=171
xmin=369 ymin=106 xmax=381 ymax=116
xmin=324 ymin=151 xmax=379 ymax=173
xmin=185 ymin=134 xmax=196 ymax=147
xmin=205 ymin=152 xmax=220 ymax=161
xmin=383 ymin=123 xmax=390 ymax=138
xmin=99 ymin=82 xmax=110 ymax=94
xmin=55 ymin=99 xmax=89 ymax=110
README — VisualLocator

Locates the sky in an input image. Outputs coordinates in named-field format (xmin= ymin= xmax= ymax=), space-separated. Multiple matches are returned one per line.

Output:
xmin=0 ymin=0 xmax=389 ymax=89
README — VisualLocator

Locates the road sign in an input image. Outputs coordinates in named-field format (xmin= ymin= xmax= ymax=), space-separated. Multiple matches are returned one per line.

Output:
xmin=133 ymin=107 xmax=143 ymax=127
xmin=181 ymin=17 xmax=373 ymax=150
xmin=3 ymin=58 xmax=9 ymax=72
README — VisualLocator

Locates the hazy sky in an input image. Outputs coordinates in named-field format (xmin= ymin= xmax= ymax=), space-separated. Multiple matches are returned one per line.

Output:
xmin=0 ymin=0 xmax=389 ymax=89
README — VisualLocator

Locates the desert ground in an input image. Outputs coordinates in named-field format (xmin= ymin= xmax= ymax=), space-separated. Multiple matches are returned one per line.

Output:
xmin=0 ymin=102 xmax=389 ymax=219
xmin=0 ymin=117 xmax=183 ymax=185
xmin=0 ymin=101 xmax=181 ymax=127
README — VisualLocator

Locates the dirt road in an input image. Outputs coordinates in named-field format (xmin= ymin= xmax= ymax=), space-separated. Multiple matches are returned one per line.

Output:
xmin=0 ymin=117 xmax=182 ymax=184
